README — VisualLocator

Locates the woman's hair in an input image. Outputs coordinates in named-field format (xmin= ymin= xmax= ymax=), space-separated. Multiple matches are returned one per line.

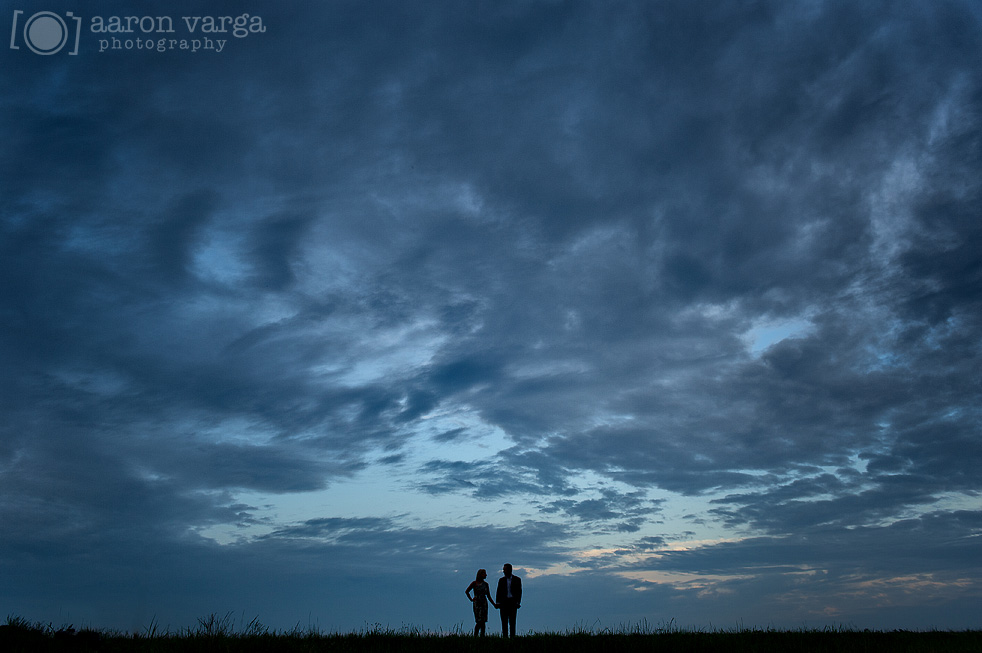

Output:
xmin=475 ymin=568 xmax=487 ymax=581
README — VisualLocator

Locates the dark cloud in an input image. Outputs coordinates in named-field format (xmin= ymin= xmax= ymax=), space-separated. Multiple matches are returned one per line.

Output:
xmin=431 ymin=427 xmax=467 ymax=444
xmin=150 ymin=189 xmax=219 ymax=284
xmin=624 ymin=511 xmax=982 ymax=600
xmin=1 ymin=0 xmax=981 ymax=633
xmin=541 ymin=488 xmax=662 ymax=533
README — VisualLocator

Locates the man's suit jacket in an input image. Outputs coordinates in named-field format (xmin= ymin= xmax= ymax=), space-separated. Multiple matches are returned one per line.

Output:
xmin=496 ymin=575 xmax=522 ymax=607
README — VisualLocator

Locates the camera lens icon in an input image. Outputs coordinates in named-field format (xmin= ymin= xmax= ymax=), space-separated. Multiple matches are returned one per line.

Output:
xmin=9 ymin=10 xmax=81 ymax=55
xmin=24 ymin=12 xmax=68 ymax=54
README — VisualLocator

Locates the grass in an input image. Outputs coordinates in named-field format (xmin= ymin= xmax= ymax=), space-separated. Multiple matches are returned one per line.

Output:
xmin=2 ymin=614 xmax=981 ymax=652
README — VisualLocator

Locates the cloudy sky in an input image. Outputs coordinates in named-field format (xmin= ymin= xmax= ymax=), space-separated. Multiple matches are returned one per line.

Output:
xmin=2 ymin=0 xmax=981 ymax=634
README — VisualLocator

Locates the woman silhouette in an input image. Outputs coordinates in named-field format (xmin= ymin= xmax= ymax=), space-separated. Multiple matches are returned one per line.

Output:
xmin=464 ymin=568 xmax=498 ymax=636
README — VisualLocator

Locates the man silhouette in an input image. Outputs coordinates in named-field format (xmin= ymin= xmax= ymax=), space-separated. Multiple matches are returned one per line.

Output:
xmin=495 ymin=563 xmax=522 ymax=637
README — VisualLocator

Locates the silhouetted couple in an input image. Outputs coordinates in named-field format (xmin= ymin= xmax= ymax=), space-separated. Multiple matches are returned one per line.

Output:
xmin=464 ymin=563 xmax=523 ymax=637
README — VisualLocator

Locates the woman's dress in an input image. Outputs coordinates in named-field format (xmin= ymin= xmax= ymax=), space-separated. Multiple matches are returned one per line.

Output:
xmin=471 ymin=580 xmax=490 ymax=623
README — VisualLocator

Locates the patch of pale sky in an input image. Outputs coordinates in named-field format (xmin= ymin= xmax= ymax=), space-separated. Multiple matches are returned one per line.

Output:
xmin=616 ymin=569 xmax=754 ymax=592
xmin=192 ymin=226 xmax=252 ymax=286
xmin=843 ymin=453 xmax=869 ymax=475
xmin=743 ymin=316 xmax=815 ymax=356
xmin=523 ymin=537 xmax=758 ymax=589
xmin=932 ymin=491 xmax=982 ymax=515
xmin=414 ymin=406 xmax=514 ymax=460
xmin=179 ymin=394 xmax=970 ymax=582
xmin=193 ymin=432 xmax=739 ymax=564
xmin=333 ymin=319 xmax=447 ymax=387
xmin=196 ymin=414 xmax=520 ymax=546
xmin=527 ymin=537 xmax=742 ymax=580
xmin=527 ymin=489 xmax=745 ymax=575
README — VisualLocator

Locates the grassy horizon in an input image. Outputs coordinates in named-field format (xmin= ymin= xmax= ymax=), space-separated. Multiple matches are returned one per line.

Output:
xmin=3 ymin=614 xmax=982 ymax=652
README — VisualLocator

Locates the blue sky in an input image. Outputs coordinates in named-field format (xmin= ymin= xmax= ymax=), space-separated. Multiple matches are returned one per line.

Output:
xmin=2 ymin=0 xmax=981 ymax=634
